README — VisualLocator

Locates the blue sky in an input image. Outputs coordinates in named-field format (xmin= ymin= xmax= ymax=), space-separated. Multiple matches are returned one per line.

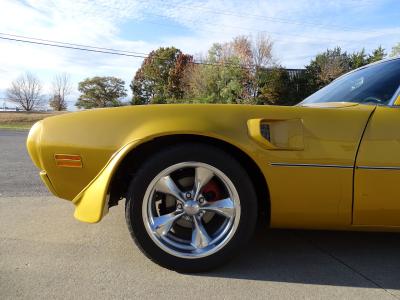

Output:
xmin=0 ymin=0 xmax=399 ymax=109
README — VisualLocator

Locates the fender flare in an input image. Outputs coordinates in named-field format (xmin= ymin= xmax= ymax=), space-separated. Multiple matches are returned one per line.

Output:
xmin=72 ymin=139 xmax=143 ymax=223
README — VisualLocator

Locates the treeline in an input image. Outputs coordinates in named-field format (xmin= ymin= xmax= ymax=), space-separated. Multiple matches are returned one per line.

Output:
xmin=6 ymin=73 xmax=72 ymax=111
xmin=130 ymin=34 xmax=391 ymax=106
xmin=5 ymin=36 xmax=400 ymax=111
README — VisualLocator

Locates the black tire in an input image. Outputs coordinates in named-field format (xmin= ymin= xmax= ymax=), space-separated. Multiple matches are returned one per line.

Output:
xmin=125 ymin=143 xmax=258 ymax=272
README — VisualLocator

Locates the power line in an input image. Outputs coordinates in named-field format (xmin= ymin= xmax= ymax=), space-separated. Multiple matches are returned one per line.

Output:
xmin=0 ymin=35 xmax=261 ymax=69
xmin=138 ymin=0 xmax=383 ymax=34
xmin=0 ymin=36 xmax=149 ymax=59
xmin=1 ymin=8 xmax=388 ymax=68
xmin=0 ymin=32 xmax=381 ymax=70
xmin=0 ymin=3 xmax=392 ymax=72
xmin=0 ymin=32 xmax=150 ymax=56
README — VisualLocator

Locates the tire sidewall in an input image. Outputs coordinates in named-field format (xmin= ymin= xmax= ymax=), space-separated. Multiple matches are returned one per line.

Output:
xmin=125 ymin=143 xmax=257 ymax=272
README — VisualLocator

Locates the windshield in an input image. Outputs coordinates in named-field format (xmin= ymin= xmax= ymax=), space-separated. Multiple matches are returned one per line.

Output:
xmin=301 ymin=58 xmax=400 ymax=106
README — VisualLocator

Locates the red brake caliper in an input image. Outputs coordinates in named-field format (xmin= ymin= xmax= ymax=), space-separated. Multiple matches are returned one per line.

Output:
xmin=201 ymin=180 xmax=222 ymax=202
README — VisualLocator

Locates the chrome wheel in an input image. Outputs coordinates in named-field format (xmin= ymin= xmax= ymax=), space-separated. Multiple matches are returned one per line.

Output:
xmin=142 ymin=162 xmax=241 ymax=259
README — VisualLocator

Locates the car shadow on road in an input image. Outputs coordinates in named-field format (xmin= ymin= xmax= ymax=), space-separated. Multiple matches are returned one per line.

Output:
xmin=199 ymin=229 xmax=400 ymax=289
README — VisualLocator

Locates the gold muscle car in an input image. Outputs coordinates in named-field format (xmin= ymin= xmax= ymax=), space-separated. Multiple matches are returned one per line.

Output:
xmin=27 ymin=57 xmax=400 ymax=272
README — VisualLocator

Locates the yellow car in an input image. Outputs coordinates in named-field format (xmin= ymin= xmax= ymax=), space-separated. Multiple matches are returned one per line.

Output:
xmin=27 ymin=58 xmax=400 ymax=272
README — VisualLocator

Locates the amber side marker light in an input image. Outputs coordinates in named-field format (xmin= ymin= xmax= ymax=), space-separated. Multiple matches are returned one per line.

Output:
xmin=54 ymin=154 xmax=83 ymax=168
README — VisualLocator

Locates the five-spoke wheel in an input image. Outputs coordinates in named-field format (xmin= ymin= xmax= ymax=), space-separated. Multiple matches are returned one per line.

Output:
xmin=143 ymin=162 xmax=240 ymax=258
xmin=125 ymin=143 xmax=257 ymax=272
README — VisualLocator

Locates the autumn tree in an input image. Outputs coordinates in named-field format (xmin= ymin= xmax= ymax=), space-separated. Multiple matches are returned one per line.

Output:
xmin=184 ymin=34 xmax=274 ymax=103
xmin=130 ymin=40 xmax=392 ymax=107
xmin=167 ymin=53 xmax=193 ymax=100
xmin=131 ymin=47 xmax=193 ymax=104
xmin=230 ymin=34 xmax=274 ymax=99
xmin=229 ymin=34 xmax=274 ymax=69
xmin=252 ymin=33 xmax=274 ymax=67
xmin=7 ymin=72 xmax=43 ymax=111
xmin=305 ymin=47 xmax=351 ymax=91
xmin=183 ymin=43 xmax=249 ymax=103
xmin=76 ymin=76 xmax=127 ymax=109
xmin=49 ymin=73 xmax=71 ymax=111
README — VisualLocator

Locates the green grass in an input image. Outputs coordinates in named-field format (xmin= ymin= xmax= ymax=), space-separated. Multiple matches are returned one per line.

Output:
xmin=0 ymin=124 xmax=32 ymax=130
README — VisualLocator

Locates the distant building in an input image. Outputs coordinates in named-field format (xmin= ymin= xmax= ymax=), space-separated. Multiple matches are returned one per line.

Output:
xmin=286 ymin=69 xmax=305 ymax=79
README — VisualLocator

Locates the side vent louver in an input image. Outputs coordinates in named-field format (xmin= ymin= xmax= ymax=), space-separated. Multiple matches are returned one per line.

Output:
xmin=260 ymin=123 xmax=271 ymax=141
xmin=247 ymin=118 xmax=304 ymax=150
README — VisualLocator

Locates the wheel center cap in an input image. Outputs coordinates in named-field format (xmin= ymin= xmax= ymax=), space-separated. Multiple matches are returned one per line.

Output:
xmin=183 ymin=200 xmax=200 ymax=216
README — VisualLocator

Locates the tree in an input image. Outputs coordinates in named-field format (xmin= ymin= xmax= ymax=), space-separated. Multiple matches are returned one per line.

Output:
xmin=76 ymin=76 xmax=127 ymax=109
xmin=390 ymin=43 xmax=400 ymax=57
xmin=229 ymin=33 xmax=274 ymax=68
xmin=250 ymin=33 xmax=275 ymax=99
xmin=183 ymin=43 xmax=249 ymax=103
xmin=350 ymin=48 xmax=368 ymax=69
xmin=256 ymin=67 xmax=309 ymax=106
xmin=305 ymin=47 xmax=351 ymax=91
xmin=256 ymin=67 xmax=289 ymax=105
xmin=183 ymin=34 xmax=274 ymax=104
xmin=178 ymin=63 xmax=211 ymax=103
xmin=231 ymin=36 xmax=253 ymax=67
xmin=131 ymin=47 xmax=193 ymax=104
xmin=367 ymin=46 xmax=386 ymax=63
xmin=230 ymin=33 xmax=274 ymax=99
xmin=167 ymin=53 xmax=194 ymax=100
xmin=49 ymin=73 xmax=71 ymax=111
xmin=7 ymin=72 xmax=43 ymax=111
xmin=252 ymin=33 xmax=274 ymax=68
xmin=301 ymin=46 xmax=389 ymax=99
xmin=206 ymin=43 xmax=248 ymax=103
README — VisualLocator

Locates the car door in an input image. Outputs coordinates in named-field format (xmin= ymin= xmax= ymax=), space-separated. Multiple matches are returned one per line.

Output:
xmin=256 ymin=103 xmax=375 ymax=229
xmin=354 ymin=105 xmax=400 ymax=226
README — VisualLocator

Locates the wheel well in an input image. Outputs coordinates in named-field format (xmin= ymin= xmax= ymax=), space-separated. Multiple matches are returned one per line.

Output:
xmin=109 ymin=135 xmax=270 ymax=224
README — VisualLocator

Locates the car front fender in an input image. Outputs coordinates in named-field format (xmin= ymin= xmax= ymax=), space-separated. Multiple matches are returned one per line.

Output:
xmin=72 ymin=139 xmax=143 ymax=223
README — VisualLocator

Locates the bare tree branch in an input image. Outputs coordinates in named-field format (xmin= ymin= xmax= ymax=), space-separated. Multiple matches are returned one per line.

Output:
xmin=252 ymin=32 xmax=274 ymax=68
xmin=49 ymin=73 xmax=72 ymax=111
xmin=7 ymin=72 xmax=43 ymax=111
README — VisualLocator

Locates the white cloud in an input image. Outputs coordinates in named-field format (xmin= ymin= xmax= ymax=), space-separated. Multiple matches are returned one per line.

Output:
xmin=0 ymin=0 xmax=398 ymax=109
xmin=147 ymin=0 xmax=399 ymax=66
xmin=0 ymin=0 xmax=159 ymax=108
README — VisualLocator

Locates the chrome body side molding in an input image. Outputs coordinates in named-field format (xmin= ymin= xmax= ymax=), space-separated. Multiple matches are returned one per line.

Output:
xmin=270 ymin=163 xmax=400 ymax=171
xmin=269 ymin=163 xmax=353 ymax=169
xmin=356 ymin=166 xmax=400 ymax=170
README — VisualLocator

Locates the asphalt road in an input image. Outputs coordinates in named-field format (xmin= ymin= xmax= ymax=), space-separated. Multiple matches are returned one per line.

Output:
xmin=0 ymin=130 xmax=48 ymax=197
xmin=1 ymin=129 xmax=400 ymax=299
